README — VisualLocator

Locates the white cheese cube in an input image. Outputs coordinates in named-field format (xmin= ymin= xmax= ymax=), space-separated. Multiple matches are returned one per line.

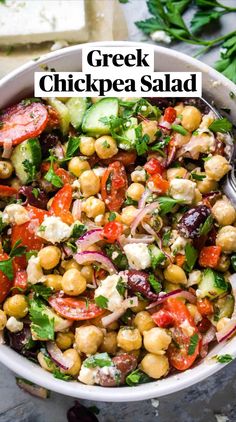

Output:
xmin=2 ymin=204 xmax=30 ymax=226
xmin=6 ymin=317 xmax=23 ymax=333
xmin=94 ymin=274 xmax=127 ymax=312
xmin=169 ymin=178 xmax=196 ymax=204
xmin=78 ymin=365 xmax=99 ymax=385
xmin=123 ymin=243 xmax=151 ymax=270
xmin=26 ymin=256 xmax=44 ymax=285
xmin=37 ymin=216 xmax=72 ymax=244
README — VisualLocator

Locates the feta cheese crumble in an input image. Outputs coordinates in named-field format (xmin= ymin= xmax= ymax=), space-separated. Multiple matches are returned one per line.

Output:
xmin=6 ymin=317 xmax=23 ymax=333
xmin=78 ymin=365 xmax=99 ymax=385
xmin=2 ymin=204 xmax=30 ymax=226
xmin=150 ymin=30 xmax=171 ymax=44
xmin=37 ymin=216 xmax=72 ymax=244
xmin=94 ymin=274 xmax=127 ymax=312
xmin=123 ymin=243 xmax=151 ymax=270
xmin=26 ymin=256 xmax=44 ymax=285
xmin=169 ymin=178 xmax=196 ymax=204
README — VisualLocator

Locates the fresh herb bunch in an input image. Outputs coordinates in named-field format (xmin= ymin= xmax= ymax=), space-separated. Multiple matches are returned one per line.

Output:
xmin=135 ymin=0 xmax=236 ymax=82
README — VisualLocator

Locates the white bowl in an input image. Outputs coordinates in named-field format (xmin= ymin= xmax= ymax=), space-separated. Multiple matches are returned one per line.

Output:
xmin=0 ymin=41 xmax=236 ymax=402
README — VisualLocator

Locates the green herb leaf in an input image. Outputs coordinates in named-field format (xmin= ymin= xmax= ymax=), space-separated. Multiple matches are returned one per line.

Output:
xmin=84 ymin=352 xmax=113 ymax=368
xmin=231 ymin=255 xmax=236 ymax=271
xmin=199 ymin=214 xmax=214 ymax=236
xmin=53 ymin=369 xmax=73 ymax=381
xmin=0 ymin=258 xmax=14 ymax=280
xmin=184 ymin=243 xmax=198 ymax=272
xmin=148 ymin=274 xmax=162 ymax=293
xmin=126 ymin=369 xmax=151 ymax=386
xmin=135 ymin=124 xmax=149 ymax=156
xmin=29 ymin=298 xmax=54 ymax=341
xmin=10 ymin=239 xmax=27 ymax=258
xmin=95 ymin=295 xmax=109 ymax=309
xmin=108 ymin=212 xmax=116 ymax=222
xmin=171 ymin=124 xmax=188 ymax=135
xmin=209 ymin=117 xmax=233 ymax=133
xmin=31 ymin=284 xmax=53 ymax=300
xmin=158 ymin=197 xmax=181 ymax=214
xmin=23 ymin=159 xmax=37 ymax=183
xmin=191 ymin=173 xmax=206 ymax=181
xmin=32 ymin=188 xmax=40 ymax=198
xmin=104 ymin=243 xmax=128 ymax=270
xmin=188 ymin=333 xmax=199 ymax=356
xmin=191 ymin=9 xmax=221 ymax=33
xmin=44 ymin=154 xmax=63 ymax=188
xmin=216 ymin=354 xmax=234 ymax=364
xmin=65 ymin=136 xmax=81 ymax=159
xmin=71 ymin=223 xmax=87 ymax=239
xmin=162 ymin=229 xmax=171 ymax=246
xmin=124 ymin=196 xmax=138 ymax=206
xmin=116 ymin=277 xmax=126 ymax=296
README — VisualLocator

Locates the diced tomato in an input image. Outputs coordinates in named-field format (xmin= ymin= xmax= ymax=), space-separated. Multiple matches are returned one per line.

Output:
xmin=150 ymin=173 xmax=169 ymax=193
xmin=144 ymin=158 xmax=163 ymax=175
xmin=199 ymin=246 xmax=222 ymax=268
xmin=0 ymin=185 xmax=18 ymax=197
xmin=197 ymin=298 xmax=214 ymax=316
xmin=165 ymin=298 xmax=201 ymax=371
xmin=48 ymin=295 xmax=104 ymax=320
xmin=197 ymin=317 xmax=211 ymax=333
xmin=55 ymin=168 xmax=75 ymax=185
xmin=0 ymin=101 xmax=48 ymax=146
xmin=101 ymin=161 xmax=128 ymax=212
xmin=102 ymin=221 xmax=123 ymax=243
xmin=103 ymin=150 xmax=137 ymax=167
xmin=46 ymin=105 xmax=60 ymax=130
xmin=12 ymin=270 xmax=28 ymax=294
xmin=175 ymin=254 xmax=185 ymax=267
xmin=11 ymin=205 xmax=48 ymax=269
xmin=163 ymin=107 xmax=176 ymax=124
xmin=49 ymin=184 xmax=74 ymax=225
xmin=0 ymin=253 xmax=13 ymax=303
xmin=152 ymin=309 xmax=174 ymax=328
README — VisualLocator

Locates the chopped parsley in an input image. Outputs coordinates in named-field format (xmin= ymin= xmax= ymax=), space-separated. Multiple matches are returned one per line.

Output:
xmin=126 ymin=369 xmax=151 ymax=386
xmin=0 ymin=240 xmax=26 ymax=280
xmin=23 ymin=159 xmax=37 ymax=183
xmin=116 ymin=277 xmax=126 ymax=296
xmin=162 ymin=229 xmax=171 ymax=247
xmin=215 ymin=354 xmax=234 ymax=364
xmin=148 ymin=274 xmax=162 ymax=293
xmin=199 ymin=214 xmax=214 ymax=236
xmin=30 ymin=284 xmax=53 ymax=300
xmin=124 ymin=196 xmax=138 ymax=206
xmin=95 ymin=295 xmax=108 ymax=309
xmin=171 ymin=124 xmax=188 ymax=135
xmin=184 ymin=243 xmax=198 ymax=273
xmin=53 ymin=369 xmax=73 ymax=381
xmin=191 ymin=173 xmax=206 ymax=181
xmin=108 ymin=212 xmax=116 ymax=222
xmin=84 ymin=352 xmax=113 ymax=368
xmin=158 ymin=197 xmax=181 ymax=215
xmin=29 ymin=298 xmax=54 ymax=341
xmin=44 ymin=153 xmax=63 ymax=188
xmin=102 ymin=140 xmax=110 ymax=149
xmin=32 ymin=188 xmax=40 ymax=198
xmin=104 ymin=243 xmax=128 ymax=270
xmin=65 ymin=136 xmax=81 ymax=159
xmin=135 ymin=124 xmax=149 ymax=156
xmin=71 ymin=223 xmax=87 ymax=239
xmin=209 ymin=117 xmax=233 ymax=133
xmin=188 ymin=333 xmax=199 ymax=356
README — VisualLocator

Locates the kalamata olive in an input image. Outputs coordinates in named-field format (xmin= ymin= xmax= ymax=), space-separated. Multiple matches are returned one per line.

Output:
xmin=178 ymin=205 xmax=211 ymax=239
xmin=67 ymin=401 xmax=98 ymax=422
xmin=145 ymin=98 xmax=175 ymax=109
xmin=98 ymin=353 xmax=137 ymax=387
xmin=5 ymin=324 xmax=38 ymax=359
xmin=18 ymin=186 xmax=48 ymax=210
xmin=127 ymin=270 xmax=159 ymax=301
xmin=40 ymin=133 xmax=60 ymax=158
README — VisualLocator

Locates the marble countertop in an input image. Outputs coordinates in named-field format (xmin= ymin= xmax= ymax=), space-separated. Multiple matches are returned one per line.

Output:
xmin=0 ymin=1 xmax=236 ymax=421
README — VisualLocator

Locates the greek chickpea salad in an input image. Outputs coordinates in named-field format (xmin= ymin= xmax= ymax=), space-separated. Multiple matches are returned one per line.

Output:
xmin=0 ymin=95 xmax=235 ymax=388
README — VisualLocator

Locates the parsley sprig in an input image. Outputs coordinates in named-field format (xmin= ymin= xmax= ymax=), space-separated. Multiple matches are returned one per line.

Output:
xmin=0 ymin=240 xmax=26 ymax=280
xmin=44 ymin=151 xmax=63 ymax=188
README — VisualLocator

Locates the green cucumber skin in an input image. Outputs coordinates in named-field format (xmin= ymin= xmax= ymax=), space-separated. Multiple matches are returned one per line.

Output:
xmin=66 ymin=97 xmax=87 ymax=129
xmin=47 ymin=98 xmax=70 ymax=135
xmin=11 ymin=138 xmax=42 ymax=184
xmin=198 ymin=268 xmax=228 ymax=299
xmin=82 ymin=98 xmax=119 ymax=135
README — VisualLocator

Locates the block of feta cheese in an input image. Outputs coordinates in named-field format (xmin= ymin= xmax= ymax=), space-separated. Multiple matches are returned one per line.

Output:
xmin=0 ymin=0 xmax=88 ymax=45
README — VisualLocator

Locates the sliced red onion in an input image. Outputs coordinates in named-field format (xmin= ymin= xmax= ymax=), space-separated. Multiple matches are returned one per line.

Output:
xmin=102 ymin=296 xmax=138 ymax=327
xmin=146 ymin=289 xmax=196 ymax=309
xmin=138 ymin=188 xmax=151 ymax=209
xmin=76 ymin=229 xmax=103 ymax=251
xmin=156 ymin=233 xmax=173 ymax=264
xmin=158 ymin=121 xmax=171 ymax=130
xmin=16 ymin=378 xmax=49 ymax=399
xmin=141 ymin=221 xmax=158 ymax=237
xmin=216 ymin=319 xmax=236 ymax=343
xmin=166 ymin=144 xmax=176 ymax=167
xmin=131 ymin=201 xmax=159 ymax=236
xmin=74 ymin=251 xmax=117 ymax=274
xmin=202 ymin=325 xmax=216 ymax=346
xmin=72 ymin=199 xmax=82 ymax=220
xmin=46 ymin=341 xmax=73 ymax=370
xmin=2 ymin=139 xmax=13 ymax=158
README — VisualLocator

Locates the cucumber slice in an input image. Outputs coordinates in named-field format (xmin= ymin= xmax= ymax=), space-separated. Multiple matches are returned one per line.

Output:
xmin=119 ymin=117 xmax=138 ymax=150
xmin=66 ymin=97 xmax=87 ymax=129
xmin=148 ymin=244 xmax=166 ymax=268
xmin=11 ymin=138 xmax=42 ymax=184
xmin=82 ymin=98 xmax=119 ymax=135
xmin=47 ymin=98 xmax=70 ymax=135
xmin=198 ymin=268 xmax=228 ymax=299
xmin=214 ymin=294 xmax=234 ymax=320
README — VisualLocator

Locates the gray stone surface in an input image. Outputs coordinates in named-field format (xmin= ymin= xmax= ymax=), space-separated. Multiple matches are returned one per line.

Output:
xmin=1 ymin=1 xmax=236 ymax=421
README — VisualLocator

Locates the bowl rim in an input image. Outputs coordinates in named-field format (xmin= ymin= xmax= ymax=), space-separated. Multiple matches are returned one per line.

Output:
xmin=0 ymin=41 xmax=236 ymax=402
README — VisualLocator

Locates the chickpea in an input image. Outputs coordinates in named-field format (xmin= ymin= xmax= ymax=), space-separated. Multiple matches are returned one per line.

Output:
xmin=3 ymin=295 xmax=28 ymax=319
xmin=204 ymin=155 xmax=231 ymax=181
xmin=216 ymin=226 xmax=236 ymax=253
xmin=56 ymin=332 xmax=75 ymax=350
xmin=216 ymin=317 xmax=230 ymax=332
xmin=126 ymin=183 xmax=145 ymax=202
xmin=80 ymin=265 xmax=94 ymax=283
xmin=63 ymin=349 xmax=81 ymax=376
xmin=134 ymin=311 xmax=156 ymax=334
xmin=212 ymin=199 xmax=236 ymax=226
xmin=132 ymin=299 xmax=148 ymax=313
xmin=186 ymin=304 xmax=202 ymax=324
xmin=45 ymin=274 xmax=62 ymax=291
xmin=121 ymin=206 xmax=138 ymax=226
xmin=79 ymin=136 xmax=95 ymax=156
xmin=163 ymin=281 xmax=181 ymax=292
xmin=75 ymin=325 xmax=103 ymax=355
xmin=82 ymin=196 xmax=105 ymax=218
xmin=143 ymin=327 xmax=171 ymax=353
xmin=62 ymin=269 xmax=87 ymax=296
xmin=37 ymin=352 xmax=53 ymax=372
xmin=166 ymin=167 xmax=187 ymax=181
xmin=0 ymin=310 xmax=7 ymax=330
xmin=79 ymin=170 xmax=100 ymax=197
xmin=38 ymin=246 xmax=61 ymax=270
xmin=141 ymin=120 xmax=158 ymax=143
xmin=215 ymin=254 xmax=230 ymax=272
xmin=197 ymin=176 xmax=218 ymax=194
xmin=117 ymin=327 xmax=142 ymax=352
xmin=164 ymin=264 xmax=187 ymax=285
xmin=0 ymin=161 xmax=13 ymax=179
xmin=181 ymin=106 xmax=202 ymax=132
xmin=68 ymin=157 xmax=90 ymax=177
xmin=100 ymin=331 xmax=117 ymax=355
xmin=95 ymin=136 xmax=118 ymax=159
xmin=61 ymin=259 xmax=81 ymax=272
xmin=47 ymin=197 xmax=54 ymax=210
xmin=141 ymin=353 xmax=169 ymax=379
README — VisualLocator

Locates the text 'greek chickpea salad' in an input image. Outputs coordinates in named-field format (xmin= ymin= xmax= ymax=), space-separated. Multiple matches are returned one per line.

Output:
xmin=0 ymin=96 xmax=235 ymax=387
